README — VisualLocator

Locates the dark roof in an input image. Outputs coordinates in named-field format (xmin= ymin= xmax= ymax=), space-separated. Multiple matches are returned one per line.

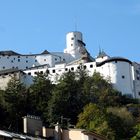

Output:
xmin=97 ymin=50 xmax=109 ymax=58
xmin=0 ymin=51 xmax=20 ymax=55
xmin=82 ymin=131 xmax=106 ymax=140
xmin=41 ymin=50 xmax=50 ymax=54
xmin=96 ymin=57 xmax=132 ymax=67
xmin=0 ymin=69 xmax=24 ymax=75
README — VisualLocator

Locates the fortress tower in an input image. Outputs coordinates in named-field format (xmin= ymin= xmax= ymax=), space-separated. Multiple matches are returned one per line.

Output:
xmin=64 ymin=31 xmax=86 ymax=59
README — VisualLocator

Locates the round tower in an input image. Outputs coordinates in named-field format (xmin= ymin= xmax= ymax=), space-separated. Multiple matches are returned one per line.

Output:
xmin=64 ymin=31 xmax=86 ymax=59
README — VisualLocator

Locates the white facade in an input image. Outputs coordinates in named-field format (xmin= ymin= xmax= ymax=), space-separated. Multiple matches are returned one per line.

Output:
xmin=0 ymin=31 xmax=139 ymax=99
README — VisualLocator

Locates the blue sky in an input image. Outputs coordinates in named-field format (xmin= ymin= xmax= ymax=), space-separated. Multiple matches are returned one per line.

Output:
xmin=0 ymin=0 xmax=139 ymax=62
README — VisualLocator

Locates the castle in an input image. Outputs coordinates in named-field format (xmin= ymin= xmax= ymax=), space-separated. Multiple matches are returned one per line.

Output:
xmin=0 ymin=31 xmax=140 ymax=99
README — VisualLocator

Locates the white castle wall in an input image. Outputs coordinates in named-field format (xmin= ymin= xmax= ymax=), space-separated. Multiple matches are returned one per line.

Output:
xmin=0 ymin=31 xmax=139 ymax=99
xmin=64 ymin=32 xmax=85 ymax=59
xmin=23 ymin=59 xmax=135 ymax=98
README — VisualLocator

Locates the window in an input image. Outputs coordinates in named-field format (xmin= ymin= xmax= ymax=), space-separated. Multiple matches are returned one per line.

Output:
xmin=115 ymin=60 xmax=117 ymax=63
xmin=77 ymin=66 xmax=80 ymax=69
xmin=55 ymin=58 xmax=57 ymax=61
xmin=52 ymin=69 xmax=55 ymax=73
xmin=138 ymin=92 xmax=140 ymax=96
xmin=12 ymin=67 xmax=15 ymax=69
xmin=90 ymin=64 xmax=93 ymax=68
xmin=46 ymin=70 xmax=49 ymax=74
xmin=3 ymin=66 xmax=5 ymax=69
xmin=71 ymin=37 xmax=74 ymax=40
xmin=35 ymin=60 xmax=37 ymax=62
xmin=18 ymin=59 xmax=20 ymax=62
xmin=71 ymin=67 xmax=74 ymax=71
xmin=44 ymin=59 xmax=46 ymax=61
xmin=34 ymin=72 xmax=37 ymax=75
xmin=137 ymin=77 xmax=140 ymax=80
xmin=40 ymin=71 xmax=43 ymax=74
xmin=28 ymin=72 xmax=31 ymax=75
xmin=65 ymin=68 xmax=68 ymax=71
xmin=26 ymin=56 xmax=28 ymax=58
xmin=71 ymin=44 xmax=73 ymax=46
xmin=122 ymin=75 xmax=125 ymax=79
xmin=136 ymin=70 xmax=139 ymax=74
xmin=11 ymin=60 xmax=13 ymax=63
xmin=26 ymin=66 xmax=28 ymax=69
xmin=18 ymin=56 xmax=20 ymax=58
xmin=26 ymin=60 xmax=28 ymax=63
xmin=83 ymin=65 xmax=87 ymax=69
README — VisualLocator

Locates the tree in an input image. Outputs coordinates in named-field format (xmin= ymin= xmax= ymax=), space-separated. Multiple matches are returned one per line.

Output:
xmin=107 ymin=107 xmax=135 ymax=139
xmin=76 ymin=103 xmax=115 ymax=139
xmin=131 ymin=124 xmax=140 ymax=140
xmin=82 ymin=72 xmax=122 ymax=107
xmin=29 ymin=72 xmax=53 ymax=123
xmin=47 ymin=71 xmax=80 ymax=125
xmin=3 ymin=77 xmax=29 ymax=131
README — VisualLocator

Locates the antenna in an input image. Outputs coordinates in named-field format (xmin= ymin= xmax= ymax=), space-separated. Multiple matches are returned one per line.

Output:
xmin=99 ymin=44 xmax=102 ymax=54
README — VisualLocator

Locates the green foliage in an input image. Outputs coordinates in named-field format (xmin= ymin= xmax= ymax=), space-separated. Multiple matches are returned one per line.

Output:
xmin=48 ymin=71 xmax=81 ymax=125
xmin=131 ymin=124 xmax=140 ymax=140
xmin=107 ymin=107 xmax=135 ymax=139
xmin=3 ymin=77 xmax=29 ymax=131
xmin=29 ymin=72 xmax=53 ymax=123
xmin=0 ymin=66 xmax=139 ymax=139
xmin=76 ymin=103 xmax=115 ymax=139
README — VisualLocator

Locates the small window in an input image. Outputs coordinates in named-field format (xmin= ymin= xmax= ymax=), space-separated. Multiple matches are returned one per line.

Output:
xmin=26 ymin=66 xmax=28 ymax=69
xmin=34 ymin=72 xmax=37 ymax=75
xmin=77 ymin=66 xmax=80 ymax=69
xmin=14 ymin=58 xmax=15 ymax=60
xmin=71 ymin=44 xmax=73 ymax=46
xmin=138 ymin=92 xmax=140 ymax=96
xmin=137 ymin=77 xmax=140 ymax=80
xmin=90 ymin=64 xmax=93 ymax=68
xmin=11 ymin=60 xmax=13 ymax=63
xmin=115 ymin=60 xmax=117 ymax=63
xmin=55 ymin=58 xmax=57 ymax=61
xmin=44 ymin=59 xmax=46 ymax=61
xmin=122 ymin=75 xmax=125 ymax=79
xmin=71 ymin=37 xmax=74 ymax=40
xmin=40 ymin=71 xmax=43 ymax=74
xmin=136 ymin=70 xmax=139 ymax=74
xmin=35 ymin=60 xmax=37 ymax=62
xmin=46 ymin=70 xmax=49 ymax=74
xmin=26 ymin=60 xmax=28 ymax=63
xmin=71 ymin=67 xmax=74 ymax=71
xmin=12 ymin=67 xmax=15 ymax=69
xmin=52 ymin=69 xmax=55 ymax=73
xmin=3 ymin=66 xmax=5 ymax=69
xmin=28 ymin=72 xmax=31 ymax=75
xmin=7 ymin=57 xmax=9 ymax=59
xmin=65 ymin=68 xmax=68 ymax=71
xmin=26 ymin=56 xmax=28 ymax=58
xmin=83 ymin=65 xmax=87 ymax=69
xmin=63 ymin=58 xmax=65 ymax=61
xmin=18 ymin=56 xmax=20 ymax=58
xmin=18 ymin=59 xmax=20 ymax=62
